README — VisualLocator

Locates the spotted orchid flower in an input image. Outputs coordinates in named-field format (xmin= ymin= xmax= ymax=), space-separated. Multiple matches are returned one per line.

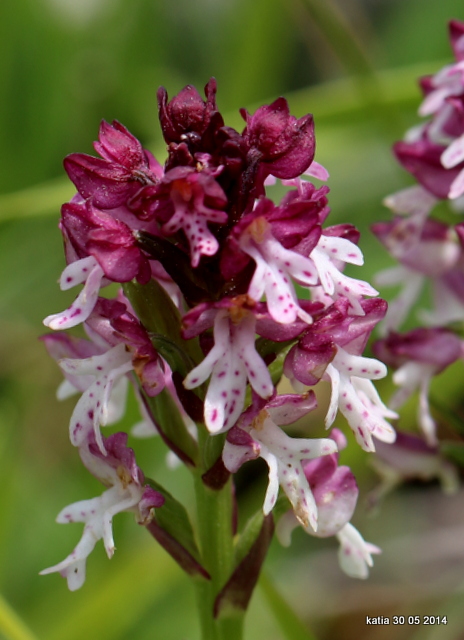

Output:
xmin=60 ymin=343 xmax=134 ymax=453
xmin=151 ymin=166 xmax=229 ymax=267
xmin=44 ymin=195 xmax=154 ymax=330
xmin=309 ymin=232 xmax=378 ymax=315
xmin=322 ymin=348 xmax=396 ymax=452
xmin=44 ymin=299 xmax=165 ymax=453
xmin=223 ymin=393 xmax=338 ymax=532
xmin=239 ymin=216 xmax=318 ymax=324
xmin=183 ymin=301 xmax=274 ymax=433
xmin=284 ymin=298 xmax=396 ymax=451
xmin=40 ymin=432 xmax=164 ymax=590
xmin=275 ymin=429 xmax=380 ymax=578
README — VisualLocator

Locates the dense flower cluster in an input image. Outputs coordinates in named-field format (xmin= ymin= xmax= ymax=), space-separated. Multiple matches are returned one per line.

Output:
xmin=42 ymin=79 xmax=393 ymax=589
xmin=371 ymin=20 xmax=464 ymax=483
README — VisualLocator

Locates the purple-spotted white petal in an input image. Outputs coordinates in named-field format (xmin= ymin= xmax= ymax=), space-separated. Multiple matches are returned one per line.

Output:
xmin=336 ymin=523 xmax=381 ymax=579
xmin=252 ymin=414 xmax=337 ymax=532
xmin=60 ymin=343 xmax=134 ymax=452
xmin=239 ymin=218 xmax=317 ymax=324
xmin=184 ymin=310 xmax=273 ymax=433
xmin=44 ymin=257 xmax=105 ymax=330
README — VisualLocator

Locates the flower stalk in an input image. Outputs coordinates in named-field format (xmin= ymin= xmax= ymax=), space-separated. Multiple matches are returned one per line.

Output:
xmin=39 ymin=76 xmax=394 ymax=637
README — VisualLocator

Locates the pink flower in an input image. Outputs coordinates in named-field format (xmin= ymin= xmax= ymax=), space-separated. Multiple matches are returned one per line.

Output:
xmin=40 ymin=432 xmax=164 ymax=590
xmin=275 ymin=429 xmax=380 ymax=578
xmin=373 ymin=328 xmax=464 ymax=445
xmin=223 ymin=394 xmax=337 ymax=532
xmin=183 ymin=299 xmax=274 ymax=433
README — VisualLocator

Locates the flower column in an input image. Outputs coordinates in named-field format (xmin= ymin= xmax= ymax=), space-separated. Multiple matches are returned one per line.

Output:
xmin=40 ymin=79 xmax=393 ymax=640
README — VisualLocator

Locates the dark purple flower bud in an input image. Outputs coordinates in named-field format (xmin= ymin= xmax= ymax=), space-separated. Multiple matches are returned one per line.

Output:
xmin=61 ymin=201 xmax=151 ymax=284
xmin=93 ymin=120 xmax=150 ymax=171
xmin=64 ymin=121 xmax=160 ymax=209
xmin=241 ymin=97 xmax=315 ymax=180
xmin=157 ymin=78 xmax=220 ymax=145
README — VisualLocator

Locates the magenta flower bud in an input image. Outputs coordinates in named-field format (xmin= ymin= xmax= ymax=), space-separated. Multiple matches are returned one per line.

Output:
xmin=64 ymin=120 xmax=161 ymax=209
xmin=241 ymin=97 xmax=315 ymax=180
xmin=157 ymin=78 xmax=220 ymax=145
xmin=61 ymin=200 xmax=152 ymax=284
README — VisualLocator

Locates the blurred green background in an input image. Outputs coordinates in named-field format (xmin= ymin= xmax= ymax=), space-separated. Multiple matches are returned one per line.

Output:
xmin=1 ymin=0 xmax=464 ymax=639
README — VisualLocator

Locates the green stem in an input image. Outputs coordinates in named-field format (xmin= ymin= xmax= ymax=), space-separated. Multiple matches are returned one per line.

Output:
xmin=192 ymin=429 xmax=244 ymax=640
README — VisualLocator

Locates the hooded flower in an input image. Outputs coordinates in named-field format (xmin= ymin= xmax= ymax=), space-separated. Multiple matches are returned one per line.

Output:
xmin=64 ymin=120 xmax=162 ymax=209
xmin=241 ymin=97 xmax=315 ymax=181
xmin=183 ymin=298 xmax=274 ymax=433
xmin=284 ymin=298 xmax=396 ymax=451
xmin=275 ymin=429 xmax=380 ymax=578
xmin=223 ymin=394 xmax=338 ymax=532
xmin=392 ymin=21 xmax=464 ymax=201
xmin=40 ymin=432 xmax=164 ymax=590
